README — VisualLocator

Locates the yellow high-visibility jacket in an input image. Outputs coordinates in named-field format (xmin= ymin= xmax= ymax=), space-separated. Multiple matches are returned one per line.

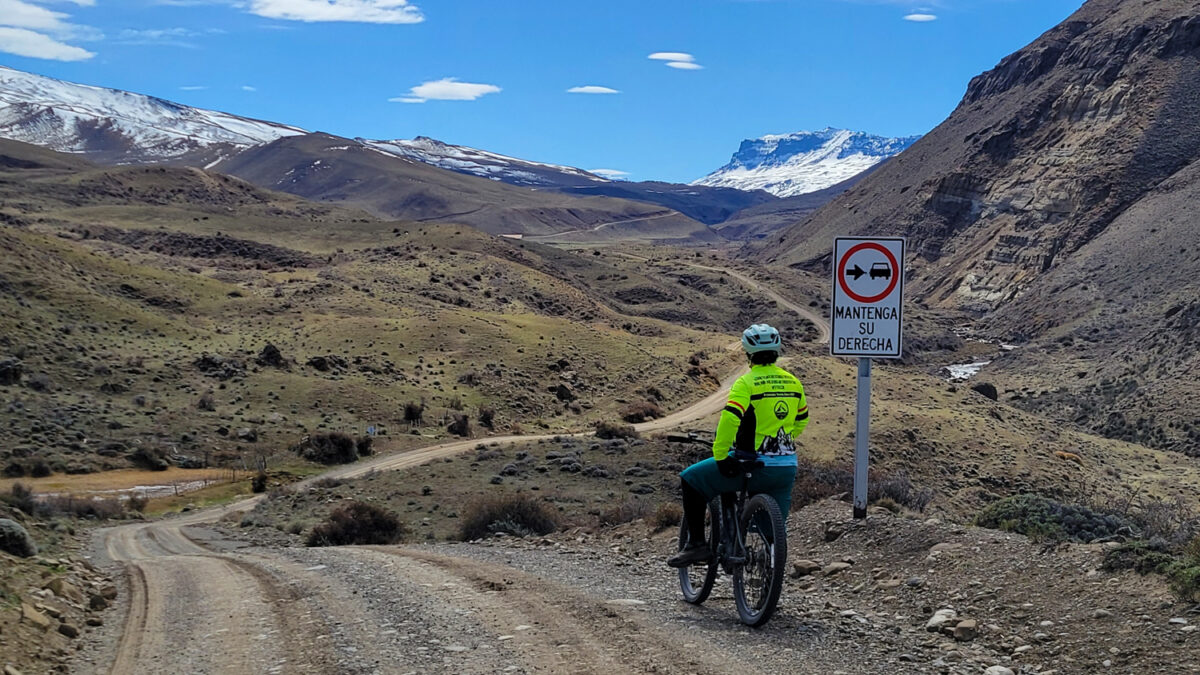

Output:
xmin=713 ymin=363 xmax=808 ymax=467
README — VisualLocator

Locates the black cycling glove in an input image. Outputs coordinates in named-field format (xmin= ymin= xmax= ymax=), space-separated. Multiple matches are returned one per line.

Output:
xmin=717 ymin=456 xmax=741 ymax=478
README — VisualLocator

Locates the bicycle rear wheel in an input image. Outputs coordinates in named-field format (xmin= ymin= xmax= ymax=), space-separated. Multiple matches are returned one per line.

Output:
xmin=678 ymin=499 xmax=720 ymax=604
xmin=733 ymin=493 xmax=787 ymax=626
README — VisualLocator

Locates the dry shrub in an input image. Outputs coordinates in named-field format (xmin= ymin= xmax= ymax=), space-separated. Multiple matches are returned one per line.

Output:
xmin=792 ymin=458 xmax=934 ymax=512
xmin=5 ymin=482 xmax=35 ymax=515
xmin=293 ymin=432 xmax=363 ymax=465
xmin=403 ymin=400 xmax=425 ymax=426
xmin=595 ymin=421 xmax=639 ymax=440
xmin=39 ymin=495 xmax=126 ymax=520
xmin=356 ymin=436 xmax=374 ymax=457
xmin=653 ymin=502 xmax=683 ymax=531
xmin=620 ymin=401 xmax=664 ymax=424
xmin=251 ymin=471 xmax=268 ymax=493
xmin=597 ymin=498 xmax=652 ymax=527
xmin=459 ymin=493 xmax=558 ymax=541
xmin=478 ymin=407 xmax=496 ymax=430
xmin=127 ymin=493 xmax=149 ymax=513
xmin=306 ymin=501 xmax=408 ymax=547
xmin=311 ymin=477 xmax=344 ymax=489
xmin=447 ymin=414 xmax=471 ymax=437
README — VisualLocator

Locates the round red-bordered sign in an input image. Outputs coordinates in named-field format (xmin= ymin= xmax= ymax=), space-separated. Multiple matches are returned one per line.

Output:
xmin=837 ymin=242 xmax=900 ymax=304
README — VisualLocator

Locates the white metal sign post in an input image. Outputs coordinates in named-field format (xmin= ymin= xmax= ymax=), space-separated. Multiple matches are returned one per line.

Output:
xmin=830 ymin=237 xmax=906 ymax=519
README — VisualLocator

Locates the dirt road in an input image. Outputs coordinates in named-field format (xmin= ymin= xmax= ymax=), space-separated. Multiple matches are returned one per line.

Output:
xmin=83 ymin=271 xmax=829 ymax=674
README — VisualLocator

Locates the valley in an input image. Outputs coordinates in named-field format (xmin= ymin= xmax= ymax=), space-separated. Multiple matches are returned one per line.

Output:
xmin=2 ymin=0 xmax=1200 ymax=672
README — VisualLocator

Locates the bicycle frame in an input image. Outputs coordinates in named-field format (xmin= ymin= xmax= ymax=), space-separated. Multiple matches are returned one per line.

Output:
xmin=716 ymin=468 xmax=754 ymax=573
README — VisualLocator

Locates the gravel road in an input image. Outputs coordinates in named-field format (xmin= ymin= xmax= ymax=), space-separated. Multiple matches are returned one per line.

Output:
xmin=73 ymin=271 xmax=838 ymax=674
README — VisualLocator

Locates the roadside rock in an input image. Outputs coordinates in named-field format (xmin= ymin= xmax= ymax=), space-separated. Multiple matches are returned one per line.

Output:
xmin=57 ymin=622 xmax=80 ymax=639
xmin=0 ymin=518 xmax=37 ymax=557
xmin=983 ymin=667 xmax=1014 ymax=675
xmin=20 ymin=603 xmax=51 ymax=631
xmin=791 ymin=560 xmax=822 ymax=577
xmin=821 ymin=562 xmax=852 ymax=577
xmin=824 ymin=521 xmax=847 ymax=542
xmin=44 ymin=578 xmax=84 ymax=604
xmin=953 ymin=619 xmax=978 ymax=642
xmin=88 ymin=593 xmax=109 ymax=611
xmin=926 ymin=608 xmax=958 ymax=632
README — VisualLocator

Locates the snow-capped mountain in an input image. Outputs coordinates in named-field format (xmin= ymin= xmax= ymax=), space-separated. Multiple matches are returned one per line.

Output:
xmin=362 ymin=137 xmax=608 ymax=188
xmin=694 ymin=128 xmax=920 ymax=197
xmin=0 ymin=66 xmax=304 ymax=166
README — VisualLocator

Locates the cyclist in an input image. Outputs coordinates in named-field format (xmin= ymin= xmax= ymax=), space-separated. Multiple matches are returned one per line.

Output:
xmin=668 ymin=323 xmax=808 ymax=568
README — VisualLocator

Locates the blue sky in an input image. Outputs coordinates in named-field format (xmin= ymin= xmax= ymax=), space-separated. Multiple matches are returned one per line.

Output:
xmin=1 ymin=0 xmax=1084 ymax=182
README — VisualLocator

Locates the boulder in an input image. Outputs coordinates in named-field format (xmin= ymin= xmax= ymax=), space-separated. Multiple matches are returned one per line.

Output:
xmin=0 ymin=518 xmax=37 ymax=557
xmin=57 ymin=622 xmax=80 ymax=639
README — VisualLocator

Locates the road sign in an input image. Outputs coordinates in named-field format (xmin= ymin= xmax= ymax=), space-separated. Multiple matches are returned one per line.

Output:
xmin=831 ymin=237 xmax=906 ymax=359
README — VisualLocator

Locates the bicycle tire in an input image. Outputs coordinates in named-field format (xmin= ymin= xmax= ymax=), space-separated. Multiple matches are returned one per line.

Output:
xmin=733 ymin=493 xmax=787 ymax=626
xmin=678 ymin=499 xmax=720 ymax=605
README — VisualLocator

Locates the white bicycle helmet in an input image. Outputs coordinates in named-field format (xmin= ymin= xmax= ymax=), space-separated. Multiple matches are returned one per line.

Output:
xmin=741 ymin=323 xmax=781 ymax=354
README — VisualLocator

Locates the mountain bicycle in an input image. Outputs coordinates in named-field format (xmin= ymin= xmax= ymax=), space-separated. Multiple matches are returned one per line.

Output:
xmin=677 ymin=457 xmax=787 ymax=627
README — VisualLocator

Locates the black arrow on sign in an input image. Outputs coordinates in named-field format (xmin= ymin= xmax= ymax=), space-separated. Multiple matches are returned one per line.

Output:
xmin=848 ymin=264 xmax=866 ymax=281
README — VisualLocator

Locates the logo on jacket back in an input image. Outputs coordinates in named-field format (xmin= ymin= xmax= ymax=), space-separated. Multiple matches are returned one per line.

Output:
xmin=773 ymin=401 xmax=789 ymax=420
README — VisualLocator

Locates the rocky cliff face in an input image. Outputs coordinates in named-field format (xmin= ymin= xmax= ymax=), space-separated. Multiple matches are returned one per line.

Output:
xmin=769 ymin=0 xmax=1200 ymax=454
xmin=772 ymin=0 xmax=1200 ymax=314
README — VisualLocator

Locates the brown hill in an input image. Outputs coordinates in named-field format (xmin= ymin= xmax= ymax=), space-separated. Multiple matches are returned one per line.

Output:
xmin=220 ymin=133 xmax=715 ymax=241
xmin=765 ymin=0 xmax=1200 ymax=453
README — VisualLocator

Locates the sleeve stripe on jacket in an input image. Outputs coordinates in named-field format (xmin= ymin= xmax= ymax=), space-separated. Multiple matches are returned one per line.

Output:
xmin=723 ymin=405 xmax=744 ymax=418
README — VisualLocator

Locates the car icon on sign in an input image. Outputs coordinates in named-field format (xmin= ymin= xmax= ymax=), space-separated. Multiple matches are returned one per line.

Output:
xmin=870 ymin=262 xmax=891 ymax=280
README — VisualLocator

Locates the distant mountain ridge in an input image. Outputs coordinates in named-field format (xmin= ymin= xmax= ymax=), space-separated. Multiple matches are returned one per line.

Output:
xmin=362 ymin=136 xmax=608 ymax=187
xmin=695 ymin=127 xmax=920 ymax=197
xmin=0 ymin=64 xmax=827 ymax=236
xmin=0 ymin=66 xmax=304 ymax=166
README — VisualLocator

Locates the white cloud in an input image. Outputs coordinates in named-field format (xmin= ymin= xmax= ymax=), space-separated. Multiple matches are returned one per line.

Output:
xmin=589 ymin=169 xmax=630 ymax=178
xmin=0 ymin=26 xmax=94 ymax=60
xmin=0 ymin=0 xmax=98 ymax=60
xmin=649 ymin=52 xmax=694 ymax=63
xmin=180 ymin=85 xmax=207 ymax=90
xmin=241 ymin=85 xmax=257 ymax=91
xmin=903 ymin=13 xmax=937 ymax=21
xmin=390 ymin=78 xmax=501 ymax=103
xmin=0 ymin=0 xmax=70 ymax=31
xmin=649 ymin=51 xmax=702 ymax=70
xmin=116 ymin=27 xmax=201 ymax=47
xmin=248 ymin=0 xmax=424 ymax=24
xmin=567 ymin=85 xmax=619 ymax=95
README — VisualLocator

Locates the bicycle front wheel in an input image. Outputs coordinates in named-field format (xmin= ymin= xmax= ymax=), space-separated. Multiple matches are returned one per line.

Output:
xmin=678 ymin=498 xmax=720 ymax=605
xmin=733 ymin=493 xmax=787 ymax=626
